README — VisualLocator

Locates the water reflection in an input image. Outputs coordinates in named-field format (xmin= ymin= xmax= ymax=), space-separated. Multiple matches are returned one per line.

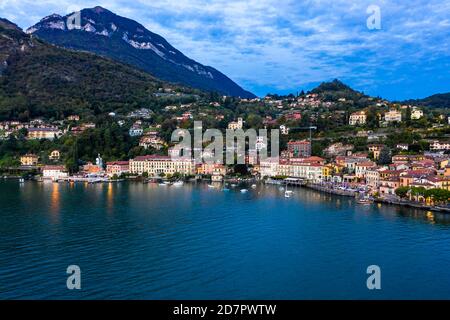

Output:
xmin=107 ymin=182 xmax=114 ymax=214
xmin=49 ymin=182 xmax=60 ymax=223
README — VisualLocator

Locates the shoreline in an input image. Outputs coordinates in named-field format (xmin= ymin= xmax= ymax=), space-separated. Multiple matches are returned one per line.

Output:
xmin=4 ymin=177 xmax=450 ymax=213
xmin=304 ymin=182 xmax=450 ymax=213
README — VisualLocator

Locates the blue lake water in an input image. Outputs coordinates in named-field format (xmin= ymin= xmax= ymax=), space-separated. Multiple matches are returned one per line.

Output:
xmin=1 ymin=180 xmax=450 ymax=299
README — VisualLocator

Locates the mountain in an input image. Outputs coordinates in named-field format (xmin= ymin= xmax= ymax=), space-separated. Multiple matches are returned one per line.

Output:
xmin=310 ymin=79 xmax=372 ymax=108
xmin=27 ymin=6 xmax=255 ymax=98
xmin=0 ymin=18 xmax=199 ymax=120
xmin=402 ymin=93 xmax=450 ymax=109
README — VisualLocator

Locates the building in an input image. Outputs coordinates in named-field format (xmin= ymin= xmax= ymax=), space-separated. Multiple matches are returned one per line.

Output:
xmin=82 ymin=162 xmax=103 ymax=174
xmin=139 ymin=134 xmax=165 ymax=150
xmin=287 ymin=140 xmax=311 ymax=158
xmin=355 ymin=161 xmax=376 ymax=179
xmin=130 ymin=155 xmax=195 ymax=176
xmin=285 ymin=112 xmax=302 ymax=121
xmin=20 ymin=154 xmax=39 ymax=166
xmin=368 ymin=144 xmax=384 ymax=160
xmin=106 ymin=161 xmax=130 ymax=177
xmin=384 ymin=110 xmax=402 ymax=122
xmin=197 ymin=163 xmax=226 ymax=175
xmin=379 ymin=177 xmax=400 ymax=196
xmin=129 ymin=126 xmax=144 ymax=137
xmin=49 ymin=150 xmax=61 ymax=161
xmin=280 ymin=125 xmax=289 ymax=135
xmin=228 ymin=118 xmax=244 ymax=130
xmin=365 ymin=168 xmax=381 ymax=189
xmin=27 ymin=127 xmax=62 ymax=140
xmin=42 ymin=165 xmax=68 ymax=180
xmin=430 ymin=140 xmax=450 ymax=151
xmin=411 ymin=108 xmax=423 ymax=120
xmin=349 ymin=111 xmax=367 ymax=126
xmin=323 ymin=143 xmax=354 ymax=157
xmin=211 ymin=164 xmax=227 ymax=182
xmin=290 ymin=162 xmax=323 ymax=182
xmin=396 ymin=144 xmax=409 ymax=151
xmin=259 ymin=158 xmax=280 ymax=177
xmin=259 ymin=156 xmax=324 ymax=182
xmin=67 ymin=115 xmax=80 ymax=121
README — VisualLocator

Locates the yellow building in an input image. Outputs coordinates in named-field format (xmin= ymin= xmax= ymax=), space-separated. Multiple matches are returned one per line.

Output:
xmin=130 ymin=155 xmax=195 ymax=176
xmin=20 ymin=154 xmax=39 ymax=166
xmin=49 ymin=150 xmax=60 ymax=161
xmin=27 ymin=128 xmax=62 ymax=140
xmin=368 ymin=144 xmax=384 ymax=160
xmin=322 ymin=164 xmax=333 ymax=179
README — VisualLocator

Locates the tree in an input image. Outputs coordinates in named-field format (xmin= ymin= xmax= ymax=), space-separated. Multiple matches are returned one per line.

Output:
xmin=395 ymin=186 xmax=409 ymax=198
xmin=377 ymin=147 xmax=391 ymax=165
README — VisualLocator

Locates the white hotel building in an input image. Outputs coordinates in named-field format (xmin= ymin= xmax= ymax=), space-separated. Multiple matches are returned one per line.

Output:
xmin=260 ymin=157 xmax=324 ymax=182
xmin=130 ymin=155 xmax=195 ymax=176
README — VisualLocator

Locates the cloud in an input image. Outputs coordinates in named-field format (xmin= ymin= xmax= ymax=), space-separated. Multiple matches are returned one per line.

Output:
xmin=2 ymin=0 xmax=450 ymax=99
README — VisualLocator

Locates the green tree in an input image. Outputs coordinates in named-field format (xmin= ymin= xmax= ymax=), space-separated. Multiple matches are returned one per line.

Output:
xmin=395 ymin=186 xmax=409 ymax=198
xmin=377 ymin=146 xmax=391 ymax=165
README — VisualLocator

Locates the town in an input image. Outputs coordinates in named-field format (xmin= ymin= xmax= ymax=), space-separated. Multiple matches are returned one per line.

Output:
xmin=2 ymin=80 xmax=450 ymax=210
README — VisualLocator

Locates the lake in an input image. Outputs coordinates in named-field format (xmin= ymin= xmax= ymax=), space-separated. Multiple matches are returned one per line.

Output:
xmin=1 ymin=180 xmax=450 ymax=299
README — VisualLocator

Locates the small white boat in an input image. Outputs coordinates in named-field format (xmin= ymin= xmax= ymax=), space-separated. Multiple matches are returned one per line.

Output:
xmin=208 ymin=184 xmax=215 ymax=188
xmin=251 ymin=184 xmax=257 ymax=188
xmin=230 ymin=184 xmax=237 ymax=188
xmin=357 ymin=198 xmax=373 ymax=205
xmin=285 ymin=190 xmax=293 ymax=198
xmin=356 ymin=194 xmax=374 ymax=205
xmin=159 ymin=182 xmax=169 ymax=186
xmin=240 ymin=189 xmax=248 ymax=193
xmin=172 ymin=181 xmax=184 ymax=187
xmin=19 ymin=178 xmax=25 ymax=183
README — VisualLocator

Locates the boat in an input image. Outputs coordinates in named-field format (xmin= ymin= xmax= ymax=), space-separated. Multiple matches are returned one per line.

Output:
xmin=240 ymin=189 xmax=248 ymax=193
xmin=251 ymin=184 xmax=257 ymax=189
xmin=172 ymin=181 xmax=184 ymax=187
xmin=230 ymin=184 xmax=237 ymax=188
xmin=356 ymin=195 xmax=374 ymax=205
xmin=159 ymin=182 xmax=170 ymax=186
xmin=285 ymin=190 xmax=293 ymax=198
xmin=208 ymin=184 xmax=215 ymax=188
xmin=285 ymin=184 xmax=293 ymax=198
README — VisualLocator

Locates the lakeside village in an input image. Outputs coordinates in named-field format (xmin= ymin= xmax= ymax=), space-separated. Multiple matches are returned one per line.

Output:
xmin=3 ymin=87 xmax=450 ymax=211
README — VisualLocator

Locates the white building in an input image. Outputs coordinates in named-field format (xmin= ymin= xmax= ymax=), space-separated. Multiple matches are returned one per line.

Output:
xmin=129 ymin=126 xmax=143 ymax=137
xmin=349 ymin=111 xmax=367 ymax=126
xmin=384 ymin=110 xmax=402 ymax=122
xmin=280 ymin=125 xmax=289 ymax=135
xmin=430 ymin=140 xmax=450 ymax=151
xmin=355 ymin=161 xmax=376 ymax=179
xmin=411 ymin=108 xmax=423 ymax=120
xmin=42 ymin=165 xmax=68 ymax=180
xmin=260 ymin=158 xmax=280 ymax=177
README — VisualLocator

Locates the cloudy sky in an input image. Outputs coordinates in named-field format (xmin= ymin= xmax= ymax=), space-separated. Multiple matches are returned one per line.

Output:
xmin=1 ymin=0 xmax=449 ymax=100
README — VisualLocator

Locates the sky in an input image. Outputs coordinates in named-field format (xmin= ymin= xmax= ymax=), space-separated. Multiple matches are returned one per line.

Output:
xmin=1 ymin=0 xmax=449 ymax=100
